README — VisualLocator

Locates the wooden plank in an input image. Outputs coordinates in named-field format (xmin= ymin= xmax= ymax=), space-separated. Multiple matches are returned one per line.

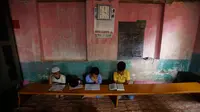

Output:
xmin=119 ymin=0 xmax=163 ymax=3
xmin=37 ymin=0 xmax=85 ymax=2
xmin=119 ymin=0 xmax=197 ymax=3
xmin=37 ymin=0 xmax=199 ymax=3
xmin=19 ymin=82 xmax=200 ymax=95
xmin=119 ymin=0 xmax=194 ymax=3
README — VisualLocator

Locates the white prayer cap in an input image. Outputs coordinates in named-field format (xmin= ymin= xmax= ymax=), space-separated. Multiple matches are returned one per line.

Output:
xmin=51 ymin=67 xmax=60 ymax=73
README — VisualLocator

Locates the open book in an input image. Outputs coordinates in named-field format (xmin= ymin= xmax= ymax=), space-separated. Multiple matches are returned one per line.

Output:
xmin=85 ymin=84 xmax=100 ymax=90
xmin=49 ymin=84 xmax=65 ymax=91
xmin=109 ymin=83 xmax=125 ymax=91
xmin=69 ymin=84 xmax=83 ymax=90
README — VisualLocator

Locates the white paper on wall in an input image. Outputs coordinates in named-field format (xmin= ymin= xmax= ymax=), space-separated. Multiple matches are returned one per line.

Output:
xmin=94 ymin=8 xmax=115 ymax=38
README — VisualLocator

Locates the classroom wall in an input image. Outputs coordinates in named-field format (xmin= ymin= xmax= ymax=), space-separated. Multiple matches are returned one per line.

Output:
xmin=189 ymin=14 xmax=200 ymax=72
xmin=9 ymin=0 xmax=200 ymax=83
xmin=10 ymin=0 xmax=41 ymax=62
xmin=39 ymin=2 xmax=86 ymax=60
xmin=160 ymin=2 xmax=200 ymax=60
xmin=86 ymin=0 xmax=119 ymax=60
xmin=119 ymin=3 xmax=162 ymax=58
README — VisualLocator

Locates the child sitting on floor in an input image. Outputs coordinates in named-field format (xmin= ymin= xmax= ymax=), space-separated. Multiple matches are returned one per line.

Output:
xmin=67 ymin=75 xmax=82 ymax=87
xmin=85 ymin=67 xmax=102 ymax=84
xmin=49 ymin=67 xmax=66 ymax=84
xmin=84 ymin=67 xmax=102 ymax=98
xmin=113 ymin=61 xmax=134 ymax=100
xmin=49 ymin=67 xmax=66 ymax=98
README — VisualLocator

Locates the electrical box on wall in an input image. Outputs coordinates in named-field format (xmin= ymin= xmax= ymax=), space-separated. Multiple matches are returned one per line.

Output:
xmin=95 ymin=4 xmax=115 ymax=20
xmin=94 ymin=4 xmax=115 ymax=38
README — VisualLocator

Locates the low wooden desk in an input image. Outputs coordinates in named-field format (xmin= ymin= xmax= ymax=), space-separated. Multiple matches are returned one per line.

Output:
xmin=18 ymin=82 xmax=200 ymax=107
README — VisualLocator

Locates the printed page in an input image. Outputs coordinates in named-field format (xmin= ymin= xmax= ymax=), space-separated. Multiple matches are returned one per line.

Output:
xmin=85 ymin=84 xmax=100 ymax=90
xmin=69 ymin=84 xmax=83 ymax=90
xmin=49 ymin=85 xmax=65 ymax=91
xmin=117 ymin=84 xmax=125 ymax=91
xmin=109 ymin=83 xmax=117 ymax=90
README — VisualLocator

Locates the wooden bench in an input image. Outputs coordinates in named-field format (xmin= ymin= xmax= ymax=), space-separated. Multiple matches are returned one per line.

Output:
xmin=18 ymin=82 xmax=200 ymax=107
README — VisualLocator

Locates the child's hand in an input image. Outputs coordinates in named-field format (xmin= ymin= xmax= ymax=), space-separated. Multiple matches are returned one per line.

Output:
xmin=124 ymin=82 xmax=129 ymax=85
xmin=93 ymin=78 xmax=98 ymax=84
xmin=124 ymin=80 xmax=130 ymax=85
xmin=94 ymin=80 xmax=98 ymax=84
xmin=91 ymin=77 xmax=95 ymax=81
xmin=91 ymin=76 xmax=97 ymax=81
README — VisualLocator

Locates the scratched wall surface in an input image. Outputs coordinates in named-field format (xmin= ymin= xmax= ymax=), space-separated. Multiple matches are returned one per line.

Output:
xmin=160 ymin=2 xmax=200 ymax=59
xmin=39 ymin=2 xmax=86 ymax=60
xmin=119 ymin=3 xmax=162 ymax=58
xmin=10 ymin=0 xmax=41 ymax=62
xmin=86 ymin=0 xmax=119 ymax=60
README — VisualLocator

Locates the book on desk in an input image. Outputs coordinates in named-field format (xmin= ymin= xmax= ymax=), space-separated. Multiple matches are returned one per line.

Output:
xmin=48 ymin=83 xmax=125 ymax=91
xmin=69 ymin=84 xmax=83 ymax=90
xmin=49 ymin=82 xmax=84 ymax=91
xmin=109 ymin=83 xmax=125 ymax=91
xmin=49 ymin=84 xmax=65 ymax=91
xmin=85 ymin=84 xmax=100 ymax=90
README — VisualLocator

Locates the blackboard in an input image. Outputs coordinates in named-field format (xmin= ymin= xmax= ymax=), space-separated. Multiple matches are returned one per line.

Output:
xmin=118 ymin=21 xmax=146 ymax=60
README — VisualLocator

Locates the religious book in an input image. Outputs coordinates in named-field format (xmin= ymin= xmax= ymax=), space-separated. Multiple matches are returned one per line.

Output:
xmin=69 ymin=84 xmax=83 ymax=90
xmin=85 ymin=84 xmax=100 ymax=90
xmin=49 ymin=84 xmax=65 ymax=91
xmin=109 ymin=83 xmax=125 ymax=91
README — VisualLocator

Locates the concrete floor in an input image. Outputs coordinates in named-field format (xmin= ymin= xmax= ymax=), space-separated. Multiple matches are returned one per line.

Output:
xmin=16 ymin=94 xmax=200 ymax=112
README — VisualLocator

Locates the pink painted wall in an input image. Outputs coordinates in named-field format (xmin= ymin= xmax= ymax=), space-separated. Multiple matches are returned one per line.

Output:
xmin=39 ymin=2 xmax=86 ymax=60
xmin=119 ymin=3 xmax=162 ymax=58
xmin=160 ymin=2 xmax=200 ymax=59
xmin=86 ymin=0 xmax=119 ymax=60
xmin=10 ymin=0 xmax=41 ymax=62
xmin=10 ymin=0 xmax=86 ymax=61
xmin=10 ymin=0 xmax=200 ymax=62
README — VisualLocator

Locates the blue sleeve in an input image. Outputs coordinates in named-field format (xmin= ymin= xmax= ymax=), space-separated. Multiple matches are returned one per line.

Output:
xmin=85 ymin=75 xmax=94 ymax=84
xmin=98 ymin=74 xmax=102 ymax=84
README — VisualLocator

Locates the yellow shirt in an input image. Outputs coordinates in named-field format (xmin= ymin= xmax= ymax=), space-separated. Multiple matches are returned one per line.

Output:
xmin=113 ymin=70 xmax=130 ymax=83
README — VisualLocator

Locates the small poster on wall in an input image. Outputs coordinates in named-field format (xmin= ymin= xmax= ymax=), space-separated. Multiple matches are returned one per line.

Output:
xmin=95 ymin=31 xmax=113 ymax=38
xmin=94 ymin=5 xmax=115 ymax=38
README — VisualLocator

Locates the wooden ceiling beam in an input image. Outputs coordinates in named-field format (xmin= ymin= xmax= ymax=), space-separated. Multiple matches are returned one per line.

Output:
xmin=37 ymin=0 xmax=199 ymax=3
xmin=37 ymin=0 xmax=86 ymax=2
xmin=119 ymin=0 xmax=164 ymax=3
xmin=119 ymin=0 xmax=199 ymax=3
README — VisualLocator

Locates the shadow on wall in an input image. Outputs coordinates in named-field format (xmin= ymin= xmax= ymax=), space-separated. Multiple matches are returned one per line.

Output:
xmin=189 ymin=53 xmax=200 ymax=72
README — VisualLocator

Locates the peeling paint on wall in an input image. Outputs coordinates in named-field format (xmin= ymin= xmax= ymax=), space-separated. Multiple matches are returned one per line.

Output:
xmin=10 ymin=1 xmax=197 ymax=84
xmin=39 ymin=2 xmax=86 ymax=60
xmin=10 ymin=0 xmax=41 ymax=62
xmin=21 ymin=59 xmax=189 ymax=83
xmin=160 ymin=2 xmax=200 ymax=59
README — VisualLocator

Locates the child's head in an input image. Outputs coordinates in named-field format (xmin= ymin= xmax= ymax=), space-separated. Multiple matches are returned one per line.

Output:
xmin=69 ymin=77 xmax=79 ymax=87
xmin=51 ymin=67 xmax=60 ymax=78
xmin=117 ymin=61 xmax=126 ymax=73
xmin=90 ymin=67 xmax=99 ymax=78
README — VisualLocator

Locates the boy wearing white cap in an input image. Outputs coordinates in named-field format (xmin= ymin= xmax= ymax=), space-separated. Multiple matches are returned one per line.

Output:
xmin=49 ymin=67 xmax=66 ymax=84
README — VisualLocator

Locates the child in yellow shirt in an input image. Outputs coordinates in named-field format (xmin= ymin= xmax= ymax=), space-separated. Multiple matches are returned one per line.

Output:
xmin=113 ymin=61 xmax=134 ymax=100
